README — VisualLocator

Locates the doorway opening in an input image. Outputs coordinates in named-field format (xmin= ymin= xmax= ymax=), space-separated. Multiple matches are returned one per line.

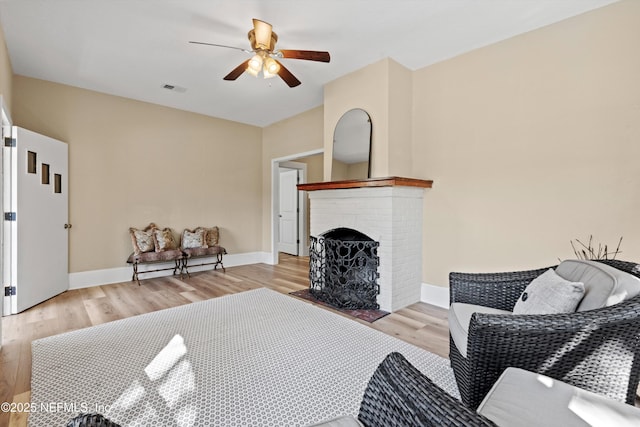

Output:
xmin=270 ymin=148 xmax=323 ymax=265
xmin=277 ymin=165 xmax=302 ymax=256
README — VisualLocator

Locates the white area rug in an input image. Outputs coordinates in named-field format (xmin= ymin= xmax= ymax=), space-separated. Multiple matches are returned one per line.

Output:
xmin=30 ymin=288 xmax=458 ymax=426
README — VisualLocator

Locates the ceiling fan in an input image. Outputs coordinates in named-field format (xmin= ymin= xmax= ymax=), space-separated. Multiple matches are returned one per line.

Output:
xmin=190 ymin=18 xmax=330 ymax=88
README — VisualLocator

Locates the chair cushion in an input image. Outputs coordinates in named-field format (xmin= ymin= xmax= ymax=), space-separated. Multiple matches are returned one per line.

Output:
xmin=182 ymin=245 xmax=225 ymax=257
xmin=449 ymin=303 xmax=511 ymax=358
xmin=512 ymin=268 xmax=585 ymax=315
xmin=556 ymin=259 xmax=640 ymax=311
xmin=477 ymin=367 xmax=640 ymax=427
xmin=128 ymin=249 xmax=184 ymax=263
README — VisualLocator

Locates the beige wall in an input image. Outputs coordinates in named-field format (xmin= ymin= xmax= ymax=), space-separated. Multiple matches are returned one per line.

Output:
xmin=346 ymin=161 xmax=369 ymax=180
xmin=298 ymin=153 xmax=324 ymax=183
xmin=8 ymin=0 xmax=639 ymax=291
xmin=331 ymin=160 xmax=369 ymax=181
xmin=330 ymin=158 xmax=348 ymax=181
xmin=0 ymin=21 xmax=12 ymax=114
xmin=324 ymin=59 xmax=389 ymax=179
xmin=323 ymin=58 xmax=413 ymax=180
xmin=13 ymin=76 xmax=262 ymax=273
xmin=413 ymin=0 xmax=640 ymax=286
xmin=261 ymin=106 xmax=324 ymax=251
xmin=259 ymin=0 xmax=640 ymax=289
xmin=388 ymin=60 xmax=413 ymax=177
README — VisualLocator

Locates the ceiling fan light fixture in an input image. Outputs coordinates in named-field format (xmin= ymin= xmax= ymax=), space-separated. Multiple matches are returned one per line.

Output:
xmin=247 ymin=54 xmax=263 ymax=76
xmin=263 ymin=68 xmax=277 ymax=79
xmin=199 ymin=18 xmax=329 ymax=87
xmin=264 ymin=57 xmax=280 ymax=75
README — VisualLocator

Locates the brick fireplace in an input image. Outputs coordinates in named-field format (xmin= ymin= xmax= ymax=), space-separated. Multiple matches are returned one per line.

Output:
xmin=298 ymin=177 xmax=432 ymax=312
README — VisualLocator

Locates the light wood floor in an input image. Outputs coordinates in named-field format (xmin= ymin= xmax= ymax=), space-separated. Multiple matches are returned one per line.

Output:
xmin=0 ymin=254 xmax=449 ymax=427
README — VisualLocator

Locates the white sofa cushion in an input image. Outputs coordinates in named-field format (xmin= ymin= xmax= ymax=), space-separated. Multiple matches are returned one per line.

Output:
xmin=513 ymin=268 xmax=585 ymax=315
xmin=556 ymin=260 xmax=640 ymax=311
xmin=449 ymin=303 xmax=511 ymax=358
xmin=477 ymin=367 xmax=640 ymax=427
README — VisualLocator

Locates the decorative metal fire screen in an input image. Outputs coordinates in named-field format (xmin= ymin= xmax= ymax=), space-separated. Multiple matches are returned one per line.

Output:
xmin=309 ymin=227 xmax=380 ymax=309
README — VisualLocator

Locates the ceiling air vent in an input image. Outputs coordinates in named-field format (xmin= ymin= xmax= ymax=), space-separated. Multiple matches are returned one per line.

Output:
xmin=161 ymin=83 xmax=187 ymax=93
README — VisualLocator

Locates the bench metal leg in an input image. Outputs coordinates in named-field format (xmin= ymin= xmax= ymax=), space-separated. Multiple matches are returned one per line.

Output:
xmin=214 ymin=252 xmax=226 ymax=272
xmin=180 ymin=257 xmax=191 ymax=279
xmin=132 ymin=262 xmax=141 ymax=286
xmin=173 ymin=259 xmax=184 ymax=278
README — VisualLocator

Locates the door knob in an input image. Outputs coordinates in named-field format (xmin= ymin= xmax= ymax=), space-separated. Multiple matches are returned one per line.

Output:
xmin=64 ymin=223 xmax=72 ymax=229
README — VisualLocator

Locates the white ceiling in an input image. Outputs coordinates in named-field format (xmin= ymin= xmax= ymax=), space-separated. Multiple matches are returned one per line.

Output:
xmin=0 ymin=0 xmax=618 ymax=127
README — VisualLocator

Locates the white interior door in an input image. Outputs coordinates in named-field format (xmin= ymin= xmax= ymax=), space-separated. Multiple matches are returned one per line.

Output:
xmin=0 ymin=99 xmax=8 ymax=337
xmin=7 ymin=127 xmax=69 ymax=314
xmin=278 ymin=168 xmax=299 ymax=255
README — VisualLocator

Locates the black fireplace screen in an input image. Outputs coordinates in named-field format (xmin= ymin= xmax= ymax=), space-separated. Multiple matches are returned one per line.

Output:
xmin=309 ymin=227 xmax=380 ymax=309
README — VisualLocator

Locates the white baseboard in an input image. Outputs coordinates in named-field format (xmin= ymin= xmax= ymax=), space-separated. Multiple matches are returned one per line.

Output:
xmin=420 ymin=282 xmax=450 ymax=309
xmin=226 ymin=252 xmax=307 ymax=266
xmin=68 ymin=266 xmax=133 ymax=289
xmin=68 ymin=251 xmax=272 ymax=290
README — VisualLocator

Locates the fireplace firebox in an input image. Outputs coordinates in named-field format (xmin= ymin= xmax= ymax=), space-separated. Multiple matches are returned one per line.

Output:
xmin=309 ymin=227 xmax=380 ymax=309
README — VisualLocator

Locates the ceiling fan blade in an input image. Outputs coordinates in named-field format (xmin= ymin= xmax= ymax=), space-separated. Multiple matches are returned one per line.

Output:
xmin=275 ymin=60 xmax=301 ymax=88
xmin=252 ymin=19 xmax=273 ymax=50
xmin=278 ymin=50 xmax=330 ymax=63
xmin=189 ymin=41 xmax=252 ymax=54
xmin=223 ymin=60 xmax=250 ymax=81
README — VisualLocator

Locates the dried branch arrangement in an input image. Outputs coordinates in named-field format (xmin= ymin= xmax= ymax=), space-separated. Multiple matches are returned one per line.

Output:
xmin=571 ymin=235 xmax=623 ymax=260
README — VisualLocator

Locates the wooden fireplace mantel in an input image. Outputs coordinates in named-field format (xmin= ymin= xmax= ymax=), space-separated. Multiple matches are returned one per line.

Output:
xmin=297 ymin=176 xmax=433 ymax=192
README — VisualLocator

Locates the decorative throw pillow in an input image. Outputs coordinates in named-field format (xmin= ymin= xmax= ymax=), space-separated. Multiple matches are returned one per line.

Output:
xmin=513 ymin=268 xmax=585 ymax=315
xmin=152 ymin=227 xmax=178 ymax=252
xmin=129 ymin=223 xmax=157 ymax=255
xmin=182 ymin=228 xmax=206 ymax=249
xmin=196 ymin=226 xmax=219 ymax=247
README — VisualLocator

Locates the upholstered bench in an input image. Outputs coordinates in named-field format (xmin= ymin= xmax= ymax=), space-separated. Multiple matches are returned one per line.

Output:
xmin=126 ymin=249 xmax=186 ymax=286
xmin=180 ymin=226 xmax=226 ymax=276
xmin=127 ymin=223 xmax=226 ymax=285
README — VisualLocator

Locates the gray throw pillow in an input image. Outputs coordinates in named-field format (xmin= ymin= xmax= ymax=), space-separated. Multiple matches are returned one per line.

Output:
xmin=513 ymin=268 xmax=585 ymax=315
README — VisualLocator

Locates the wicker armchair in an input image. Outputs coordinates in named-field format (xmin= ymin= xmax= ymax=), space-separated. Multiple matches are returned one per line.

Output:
xmin=358 ymin=352 xmax=496 ymax=427
xmin=355 ymin=352 xmax=640 ymax=427
xmin=449 ymin=259 xmax=640 ymax=410
xmin=67 ymin=413 xmax=120 ymax=427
